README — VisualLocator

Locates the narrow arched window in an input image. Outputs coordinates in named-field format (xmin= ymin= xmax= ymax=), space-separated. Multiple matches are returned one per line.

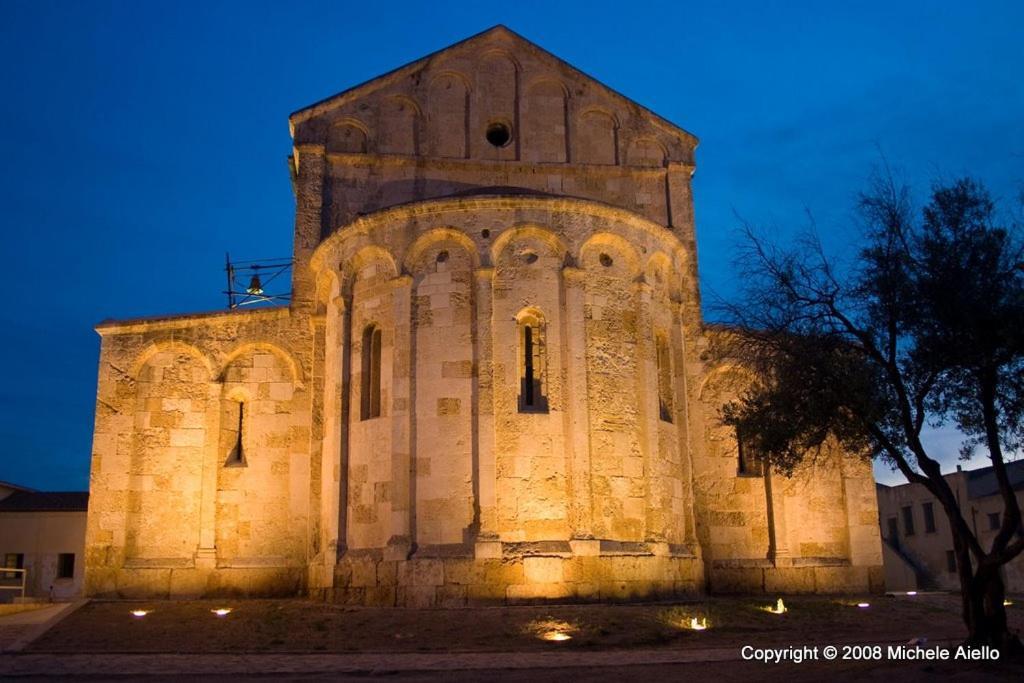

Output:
xmin=656 ymin=334 xmax=673 ymax=423
xmin=361 ymin=325 xmax=382 ymax=420
xmin=224 ymin=400 xmax=246 ymax=467
xmin=518 ymin=312 xmax=548 ymax=412
xmin=736 ymin=426 xmax=764 ymax=477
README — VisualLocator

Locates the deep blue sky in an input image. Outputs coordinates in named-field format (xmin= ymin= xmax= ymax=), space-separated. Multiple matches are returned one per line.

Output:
xmin=1 ymin=1 xmax=1021 ymax=491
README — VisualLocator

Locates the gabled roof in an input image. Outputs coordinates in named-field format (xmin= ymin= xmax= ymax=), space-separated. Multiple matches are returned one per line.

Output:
xmin=0 ymin=491 xmax=89 ymax=513
xmin=289 ymin=25 xmax=697 ymax=143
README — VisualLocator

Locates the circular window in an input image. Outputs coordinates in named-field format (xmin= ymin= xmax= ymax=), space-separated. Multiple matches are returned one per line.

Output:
xmin=599 ymin=253 xmax=614 ymax=267
xmin=523 ymin=251 xmax=539 ymax=264
xmin=481 ymin=229 xmax=491 ymax=239
xmin=486 ymin=122 xmax=512 ymax=148
xmin=436 ymin=250 xmax=449 ymax=263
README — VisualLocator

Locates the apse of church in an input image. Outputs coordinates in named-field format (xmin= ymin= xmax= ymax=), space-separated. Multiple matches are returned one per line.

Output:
xmin=83 ymin=26 xmax=883 ymax=604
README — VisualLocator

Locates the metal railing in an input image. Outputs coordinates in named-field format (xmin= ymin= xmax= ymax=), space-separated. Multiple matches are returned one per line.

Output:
xmin=0 ymin=568 xmax=26 ymax=600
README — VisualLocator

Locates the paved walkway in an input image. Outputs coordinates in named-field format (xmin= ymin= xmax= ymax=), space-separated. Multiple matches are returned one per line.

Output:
xmin=0 ymin=603 xmax=76 ymax=653
xmin=0 ymin=638 xmax=971 ymax=678
xmin=0 ymin=648 xmax=778 ymax=677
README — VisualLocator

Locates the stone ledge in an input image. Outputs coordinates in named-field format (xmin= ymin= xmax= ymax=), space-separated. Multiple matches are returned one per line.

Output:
xmin=791 ymin=557 xmax=850 ymax=567
xmin=122 ymin=558 xmax=193 ymax=569
xmin=97 ymin=305 xmax=292 ymax=335
xmin=711 ymin=558 xmax=772 ymax=569
xmin=215 ymin=557 xmax=294 ymax=569
xmin=324 ymin=151 xmax=682 ymax=176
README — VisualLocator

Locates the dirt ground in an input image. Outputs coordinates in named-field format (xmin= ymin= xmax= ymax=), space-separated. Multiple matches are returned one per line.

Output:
xmin=27 ymin=593 xmax=1023 ymax=654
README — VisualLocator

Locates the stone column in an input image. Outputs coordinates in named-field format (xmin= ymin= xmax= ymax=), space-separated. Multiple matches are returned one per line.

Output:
xmin=388 ymin=275 xmax=414 ymax=560
xmin=473 ymin=268 xmax=501 ymax=559
xmin=561 ymin=267 xmax=595 ymax=552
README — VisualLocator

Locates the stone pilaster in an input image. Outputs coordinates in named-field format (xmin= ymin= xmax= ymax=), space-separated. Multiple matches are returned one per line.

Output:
xmin=290 ymin=144 xmax=326 ymax=310
xmin=196 ymin=382 xmax=221 ymax=567
xmin=317 ymin=295 xmax=346 ymax=575
xmin=670 ymin=300 xmax=697 ymax=548
xmin=473 ymin=268 xmax=501 ymax=558
xmin=337 ymin=295 xmax=353 ymax=557
xmin=633 ymin=280 xmax=662 ymax=543
xmin=388 ymin=275 xmax=414 ymax=560
xmin=561 ymin=267 xmax=593 ymax=540
xmin=306 ymin=308 xmax=331 ymax=587
xmin=667 ymin=162 xmax=703 ymax=334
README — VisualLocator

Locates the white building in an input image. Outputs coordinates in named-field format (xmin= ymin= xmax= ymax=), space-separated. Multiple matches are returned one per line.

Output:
xmin=876 ymin=461 xmax=1024 ymax=593
xmin=0 ymin=481 xmax=88 ymax=601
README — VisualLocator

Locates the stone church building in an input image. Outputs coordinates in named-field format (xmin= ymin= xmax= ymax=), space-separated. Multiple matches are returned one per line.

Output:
xmin=84 ymin=26 xmax=883 ymax=604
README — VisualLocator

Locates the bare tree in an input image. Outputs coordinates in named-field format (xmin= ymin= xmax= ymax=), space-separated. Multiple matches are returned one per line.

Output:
xmin=715 ymin=173 xmax=1024 ymax=651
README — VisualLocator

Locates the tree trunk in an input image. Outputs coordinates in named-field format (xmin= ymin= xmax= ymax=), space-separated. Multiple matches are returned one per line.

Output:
xmin=964 ymin=565 xmax=1021 ymax=653
xmin=951 ymin=525 xmax=1020 ymax=654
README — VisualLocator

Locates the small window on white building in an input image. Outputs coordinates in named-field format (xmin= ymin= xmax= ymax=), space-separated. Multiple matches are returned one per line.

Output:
xmin=923 ymin=502 xmax=936 ymax=533
xmin=887 ymin=517 xmax=899 ymax=542
xmin=3 ymin=553 xmax=23 ymax=579
xmin=902 ymin=505 xmax=915 ymax=536
xmin=57 ymin=553 xmax=74 ymax=579
xmin=988 ymin=512 xmax=1000 ymax=531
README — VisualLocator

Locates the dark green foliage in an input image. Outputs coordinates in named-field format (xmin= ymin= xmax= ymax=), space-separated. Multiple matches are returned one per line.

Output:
xmin=716 ymin=171 xmax=1024 ymax=651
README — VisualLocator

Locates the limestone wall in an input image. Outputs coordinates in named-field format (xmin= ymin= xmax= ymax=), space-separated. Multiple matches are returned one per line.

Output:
xmin=690 ymin=350 xmax=884 ymax=594
xmin=324 ymin=554 xmax=703 ymax=607
xmin=302 ymin=195 xmax=708 ymax=605
xmin=491 ymin=228 xmax=569 ymax=544
xmin=410 ymin=239 xmax=476 ymax=548
xmin=85 ymin=308 xmax=314 ymax=597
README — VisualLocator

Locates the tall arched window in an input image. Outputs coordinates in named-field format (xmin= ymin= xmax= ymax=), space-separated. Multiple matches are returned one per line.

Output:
xmin=361 ymin=324 xmax=382 ymax=420
xmin=656 ymin=333 xmax=673 ymax=423
xmin=223 ymin=400 xmax=246 ymax=467
xmin=518 ymin=311 xmax=548 ymax=412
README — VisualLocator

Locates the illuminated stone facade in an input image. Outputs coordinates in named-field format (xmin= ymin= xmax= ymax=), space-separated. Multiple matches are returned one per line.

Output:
xmin=84 ymin=27 xmax=883 ymax=603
